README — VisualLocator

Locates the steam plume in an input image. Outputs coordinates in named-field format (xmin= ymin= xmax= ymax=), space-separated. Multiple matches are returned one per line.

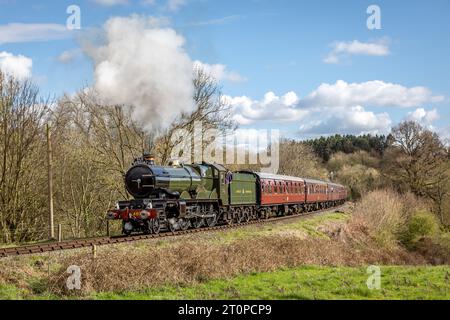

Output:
xmin=84 ymin=15 xmax=195 ymax=132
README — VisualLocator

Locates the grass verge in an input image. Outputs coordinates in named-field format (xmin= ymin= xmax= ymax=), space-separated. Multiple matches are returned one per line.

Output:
xmin=92 ymin=265 xmax=449 ymax=300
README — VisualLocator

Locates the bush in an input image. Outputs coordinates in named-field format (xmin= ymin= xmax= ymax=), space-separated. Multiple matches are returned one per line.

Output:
xmin=350 ymin=190 xmax=407 ymax=248
xmin=336 ymin=165 xmax=382 ymax=199
xmin=400 ymin=210 xmax=440 ymax=248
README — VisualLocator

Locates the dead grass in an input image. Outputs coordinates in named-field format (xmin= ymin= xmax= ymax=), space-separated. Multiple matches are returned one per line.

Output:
xmin=341 ymin=190 xmax=433 ymax=248
xmin=46 ymin=232 xmax=424 ymax=296
xmin=0 ymin=199 xmax=447 ymax=298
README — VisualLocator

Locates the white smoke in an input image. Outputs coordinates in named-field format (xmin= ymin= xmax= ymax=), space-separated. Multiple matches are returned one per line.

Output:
xmin=84 ymin=15 xmax=195 ymax=132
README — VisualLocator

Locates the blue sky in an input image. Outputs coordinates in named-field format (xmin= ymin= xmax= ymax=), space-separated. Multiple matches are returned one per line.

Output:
xmin=0 ymin=0 xmax=449 ymax=139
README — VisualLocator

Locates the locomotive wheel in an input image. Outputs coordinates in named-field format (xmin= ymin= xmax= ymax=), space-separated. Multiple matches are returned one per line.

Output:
xmin=224 ymin=214 xmax=234 ymax=225
xmin=151 ymin=219 xmax=160 ymax=234
xmin=205 ymin=215 xmax=217 ymax=227
xmin=179 ymin=218 xmax=190 ymax=231
xmin=235 ymin=208 xmax=243 ymax=224
xmin=243 ymin=208 xmax=250 ymax=223
xmin=205 ymin=205 xmax=218 ymax=227
xmin=122 ymin=221 xmax=132 ymax=236
xmin=192 ymin=217 xmax=204 ymax=229
xmin=167 ymin=219 xmax=176 ymax=233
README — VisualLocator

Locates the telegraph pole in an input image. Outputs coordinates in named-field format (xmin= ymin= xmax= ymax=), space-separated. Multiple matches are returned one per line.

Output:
xmin=47 ymin=124 xmax=55 ymax=240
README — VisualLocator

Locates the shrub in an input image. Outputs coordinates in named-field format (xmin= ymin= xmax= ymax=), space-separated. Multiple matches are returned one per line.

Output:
xmin=350 ymin=190 xmax=407 ymax=248
xmin=335 ymin=164 xmax=381 ymax=200
xmin=400 ymin=210 xmax=440 ymax=248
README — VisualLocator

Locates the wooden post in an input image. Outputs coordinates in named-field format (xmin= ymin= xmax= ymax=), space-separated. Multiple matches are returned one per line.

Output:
xmin=92 ymin=245 xmax=97 ymax=259
xmin=46 ymin=124 xmax=55 ymax=240
xmin=58 ymin=224 xmax=62 ymax=242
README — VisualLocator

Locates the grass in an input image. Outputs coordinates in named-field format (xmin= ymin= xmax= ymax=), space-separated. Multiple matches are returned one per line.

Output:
xmin=2 ymin=265 xmax=448 ymax=300
xmin=1 ymin=204 xmax=448 ymax=301
xmin=92 ymin=265 xmax=450 ymax=300
xmin=215 ymin=212 xmax=349 ymax=243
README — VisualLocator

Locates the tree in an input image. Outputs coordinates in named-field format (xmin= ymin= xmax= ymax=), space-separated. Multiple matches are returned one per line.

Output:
xmin=56 ymin=90 xmax=148 ymax=198
xmin=382 ymin=121 xmax=449 ymax=225
xmin=278 ymin=139 xmax=328 ymax=179
xmin=0 ymin=71 xmax=49 ymax=242
xmin=154 ymin=67 xmax=236 ymax=165
xmin=305 ymin=134 xmax=388 ymax=162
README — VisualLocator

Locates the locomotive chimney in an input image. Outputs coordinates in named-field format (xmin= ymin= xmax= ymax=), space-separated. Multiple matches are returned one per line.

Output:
xmin=143 ymin=153 xmax=155 ymax=165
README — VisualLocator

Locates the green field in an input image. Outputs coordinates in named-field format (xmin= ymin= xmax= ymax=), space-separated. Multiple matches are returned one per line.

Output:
xmin=92 ymin=266 xmax=449 ymax=300
xmin=3 ymin=265 xmax=446 ymax=300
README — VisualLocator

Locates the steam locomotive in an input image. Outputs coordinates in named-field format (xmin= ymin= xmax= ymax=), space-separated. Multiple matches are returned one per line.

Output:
xmin=106 ymin=155 xmax=347 ymax=235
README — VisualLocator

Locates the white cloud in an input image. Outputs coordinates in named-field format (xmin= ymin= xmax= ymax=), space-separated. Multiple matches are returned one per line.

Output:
xmin=92 ymin=0 xmax=128 ymax=6
xmin=0 ymin=23 xmax=69 ymax=44
xmin=194 ymin=61 xmax=247 ymax=83
xmin=406 ymin=108 xmax=439 ymax=126
xmin=140 ymin=0 xmax=185 ymax=11
xmin=298 ymin=106 xmax=392 ymax=135
xmin=224 ymin=91 xmax=307 ymax=125
xmin=167 ymin=0 xmax=186 ymax=11
xmin=227 ymin=80 xmax=444 ymax=136
xmin=301 ymin=80 xmax=444 ymax=109
xmin=324 ymin=39 xmax=390 ymax=64
xmin=57 ymin=49 xmax=81 ymax=63
xmin=188 ymin=15 xmax=244 ymax=27
xmin=0 ymin=51 xmax=32 ymax=80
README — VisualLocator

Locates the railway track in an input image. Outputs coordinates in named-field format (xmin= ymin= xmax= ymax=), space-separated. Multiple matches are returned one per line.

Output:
xmin=0 ymin=204 xmax=346 ymax=258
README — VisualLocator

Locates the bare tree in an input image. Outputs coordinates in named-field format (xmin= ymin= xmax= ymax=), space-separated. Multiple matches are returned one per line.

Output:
xmin=278 ymin=139 xmax=328 ymax=179
xmin=57 ymin=90 xmax=149 ymax=197
xmin=383 ymin=121 xmax=447 ymax=195
xmin=0 ymin=71 xmax=49 ymax=243
xmin=155 ymin=67 xmax=236 ymax=165
xmin=383 ymin=121 xmax=449 ymax=224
